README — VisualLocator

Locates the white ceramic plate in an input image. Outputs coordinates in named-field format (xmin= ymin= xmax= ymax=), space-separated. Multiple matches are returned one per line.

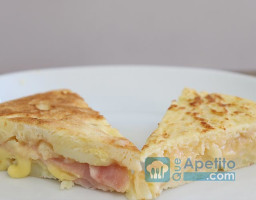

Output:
xmin=0 ymin=66 xmax=255 ymax=200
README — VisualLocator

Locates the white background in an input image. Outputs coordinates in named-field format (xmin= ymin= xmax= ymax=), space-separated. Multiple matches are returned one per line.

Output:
xmin=0 ymin=0 xmax=256 ymax=74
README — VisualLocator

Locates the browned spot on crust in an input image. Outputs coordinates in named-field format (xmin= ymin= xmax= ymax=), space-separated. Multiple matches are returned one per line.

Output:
xmin=142 ymin=144 xmax=149 ymax=151
xmin=205 ymin=94 xmax=231 ymax=105
xmin=186 ymin=112 xmax=214 ymax=132
xmin=190 ymin=96 xmax=203 ymax=106
xmin=218 ymin=103 xmax=233 ymax=107
xmin=168 ymin=105 xmax=185 ymax=110
xmin=205 ymin=94 xmax=215 ymax=103
xmin=191 ymin=112 xmax=203 ymax=121
xmin=210 ymin=109 xmax=227 ymax=116
xmin=200 ymin=121 xmax=214 ymax=130
xmin=213 ymin=94 xmax=224 ymax=100
xmin=162 ymin=132 xmax=169 ymax=139
xmin=168 ymin=104 xmax=178 ymax=110
xmin=195 ymin=116 xmax=205 ymax=121
xmin=240 ymin=105 xmax=249 ymax=110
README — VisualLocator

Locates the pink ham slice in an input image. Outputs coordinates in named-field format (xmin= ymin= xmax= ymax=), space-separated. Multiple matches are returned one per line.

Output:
xmin=47 ymin=158 xmax=129 ymax=193
xmin=89 ymin=164 xmax=130 ymax=192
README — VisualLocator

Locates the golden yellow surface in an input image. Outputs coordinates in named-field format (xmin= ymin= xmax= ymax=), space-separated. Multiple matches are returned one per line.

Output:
xmin=142 ymin=88 xmax=256 ymax=160
xmin=141 ymin=88 xmax=256 ymax=198
xmin=0 ymin=89 xmax=141 ymax=171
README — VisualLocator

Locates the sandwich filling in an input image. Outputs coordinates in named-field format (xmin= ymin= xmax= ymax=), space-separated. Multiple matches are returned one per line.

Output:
xmin=0 ymin=138 xmax=130 ymax=193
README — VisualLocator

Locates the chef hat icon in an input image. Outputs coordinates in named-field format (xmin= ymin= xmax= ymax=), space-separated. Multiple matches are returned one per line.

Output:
xmin=146 ymin=160 xmax=169 ymax=179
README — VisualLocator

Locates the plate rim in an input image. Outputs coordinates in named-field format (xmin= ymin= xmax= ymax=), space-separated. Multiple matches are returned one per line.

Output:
xmin=0 ymin=65 xmax=255 ymax=82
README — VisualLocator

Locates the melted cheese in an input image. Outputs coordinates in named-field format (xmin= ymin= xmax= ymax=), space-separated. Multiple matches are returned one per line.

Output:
xmin=7 ymin=156 xmax=31 ymax=178
xmin=0 ymin=148 xmax=11 ymax=170
xmin=0 ymin=147 xmax=31 ymax=178
xmin=0 ymin=146 xmax=77 ymax=182
xmin=47 ymin=164 xmax=77 ymax=181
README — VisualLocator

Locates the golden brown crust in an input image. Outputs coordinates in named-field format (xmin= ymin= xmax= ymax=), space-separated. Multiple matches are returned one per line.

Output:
xmin=0 ymin=89 xmax=102 ymax=121
xmin=140 ymin=88 xmax=256 ymax=198
xmin=0 ymin=90 xmax=141 ymax=171
xmin=141 ymin=88 xmax=256 ymax=155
